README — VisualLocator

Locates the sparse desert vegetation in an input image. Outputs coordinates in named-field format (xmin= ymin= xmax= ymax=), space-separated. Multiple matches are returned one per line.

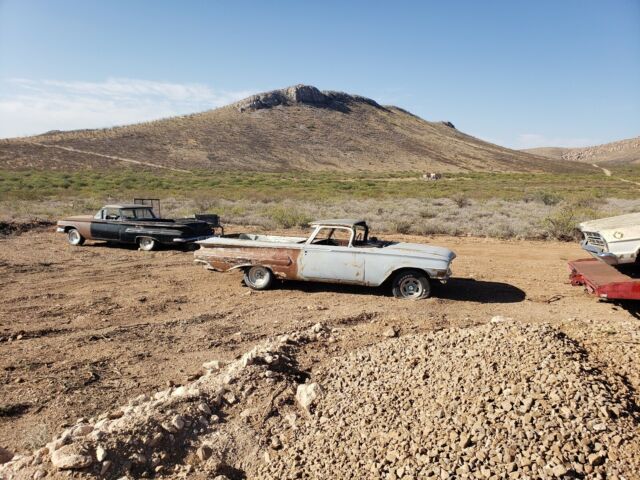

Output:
xmin=1 ymin=168 xmax=638 ymax=241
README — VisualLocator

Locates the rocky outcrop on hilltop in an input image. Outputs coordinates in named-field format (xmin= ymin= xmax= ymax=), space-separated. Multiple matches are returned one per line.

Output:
xmin=235 ymin=84 xmax=386 ymax=113
xmin=562 ymin=137 xmax=640 ymax=163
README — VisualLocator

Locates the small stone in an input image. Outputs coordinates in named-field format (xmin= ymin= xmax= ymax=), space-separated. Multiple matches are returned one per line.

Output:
xmin=100 ymin=461 xmax=112 ymax=475
xmin=0 ymin=447 xmax=14 ymax=464
xmin=51 ymin=444 xmax=93 ymax=470
xmin=202 ymin=360 xmax=225 ymax=371
xmin=552 ymin=464 xmax=568 ymax=477
xmin=72 ymin=424 xmax=93 ymax=437
xmin=33 ymin=470 xmax=47 ymax=479
xmin=222 ymin=392 xmax=237 ymax=405
xmin=95 ymin=446 xmax=107 ymax=462
xmin=131 ymin=453 xmax=146 ymax=464
xmin=383 ymin=327 xmax=398 ymax=338
xmin=197 ymin=403 xmax=211 ymax=415
xmin=171 ymin=415 xmax=185 ymax=431
xmin=271 ymin=436 xmax=283 ymax=450
xmin=296 ymin=382 xmax=322 ymax=412
xmin=197 ymin=445 xmax=213 ymax=462
xmin=588 ymin=452 xmax=606 ymax=466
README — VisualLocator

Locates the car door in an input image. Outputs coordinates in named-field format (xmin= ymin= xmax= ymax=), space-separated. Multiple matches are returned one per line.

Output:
xmin=90 ymin=208 xmax=122 ymax=241
xmin=299 ymin=227 xmax=365 ymax=284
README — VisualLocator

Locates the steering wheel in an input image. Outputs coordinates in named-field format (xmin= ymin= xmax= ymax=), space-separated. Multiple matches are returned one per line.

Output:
xmin=356 ymin=232 xmax=363 ymax=242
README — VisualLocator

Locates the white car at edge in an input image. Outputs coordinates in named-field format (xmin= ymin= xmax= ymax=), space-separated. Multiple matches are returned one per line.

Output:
xmin=579 ymin=212 xmax=640 ymax=265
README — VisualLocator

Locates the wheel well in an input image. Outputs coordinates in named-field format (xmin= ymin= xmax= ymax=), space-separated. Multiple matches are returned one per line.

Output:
xmin=242 ymin=265 xmax=273 ymax=274
xmin=136 ymin=236 xmax=158 ymax=244
xmin=384 ymin=267 xmax=430 ymax=285
xmin=64 ymin=226 xmax=77 ymax=233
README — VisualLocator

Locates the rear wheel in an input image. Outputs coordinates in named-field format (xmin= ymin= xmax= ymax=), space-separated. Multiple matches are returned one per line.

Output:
xmin=67 ymin=228 xmax=85 ymax=246
xmin=138 ymin=237 xmax=157 ymax=251
xmin=243 ymin=266 xmax=274 ymax=290
xmin=392 ymin=269 xmax=431 ymax=300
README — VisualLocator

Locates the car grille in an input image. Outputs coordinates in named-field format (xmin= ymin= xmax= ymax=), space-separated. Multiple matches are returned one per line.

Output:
xmin=583 ymin=231 xmax=605 ymax=248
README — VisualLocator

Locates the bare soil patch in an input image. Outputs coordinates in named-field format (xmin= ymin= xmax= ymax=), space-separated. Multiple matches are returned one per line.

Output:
xmin=0 ymin=228 xmax=639 ymax=477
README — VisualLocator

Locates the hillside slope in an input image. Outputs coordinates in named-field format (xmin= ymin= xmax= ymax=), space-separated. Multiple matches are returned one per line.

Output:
xmin=525 ymin=136 xmax=640 ymax=166
xmin=0 ymin=85 xmax=592 ymax=173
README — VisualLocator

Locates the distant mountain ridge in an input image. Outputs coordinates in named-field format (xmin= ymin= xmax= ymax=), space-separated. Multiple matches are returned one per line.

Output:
xmin=525 ymin=136 xmax=640 ymax=166
xmin=0 ymin=84 xmax=594 ymax=173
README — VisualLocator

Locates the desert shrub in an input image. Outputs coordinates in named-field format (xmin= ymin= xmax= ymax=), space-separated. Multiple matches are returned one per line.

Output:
xmin=267 ymin=205 xmax=311 ymax=229
xmin=393 ymin=220 xmax=413 ymax=234
xmin=525 ymin=191 xmax=562 ymax=206
xmin=419 ymin=207 xmax=438 ymax=219
xmin=542 ymin=206 xmax=582 ymax=241
xmin=451 ymin=193 xmax=471 ymax=208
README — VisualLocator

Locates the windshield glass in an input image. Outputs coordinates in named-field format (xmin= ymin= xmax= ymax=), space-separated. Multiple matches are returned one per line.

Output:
xmin=120 ymin=208 xmax=156 ymax=220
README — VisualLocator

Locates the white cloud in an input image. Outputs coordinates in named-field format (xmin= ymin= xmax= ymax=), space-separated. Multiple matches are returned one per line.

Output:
xmin=0 ymin=78 xmax=255 ymax=138
xmin=515 ymin=133 xmax=598 ymax=149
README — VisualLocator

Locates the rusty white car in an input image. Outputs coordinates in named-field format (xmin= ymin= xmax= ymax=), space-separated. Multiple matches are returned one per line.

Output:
xmin=194 ymin=219 xmax=455 ymax=299
xmin=579 ymin=212 xmax=640 ymax=265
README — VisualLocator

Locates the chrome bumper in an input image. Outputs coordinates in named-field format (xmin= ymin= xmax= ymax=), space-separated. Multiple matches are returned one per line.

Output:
xmin=433 ymin=267 xmax=453 ymax=283
xmin=581 ymin=241 xmax=619 ymax=265
xmin=173 ymin=235 xmax=212 ymax=243
xmin=56 ymin=227 xmax=65 ymax=233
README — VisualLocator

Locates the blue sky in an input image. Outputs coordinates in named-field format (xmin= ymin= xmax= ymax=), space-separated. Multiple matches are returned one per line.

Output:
xmin=0 ymin=0 xmax=638 ymax=148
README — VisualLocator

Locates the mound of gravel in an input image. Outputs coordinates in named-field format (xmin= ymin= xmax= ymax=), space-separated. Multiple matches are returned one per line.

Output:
xmin=1 ymin=321 xmax=638 ymax=480
xmin=257 ymin=322 xmax=639 ymax=479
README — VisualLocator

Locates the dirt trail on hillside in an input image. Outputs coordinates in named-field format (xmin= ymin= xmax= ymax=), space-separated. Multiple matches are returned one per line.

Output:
xmin=593 ymin=162 xmax=640 ymax=187
xmin=0 ymin=229 xmax=639 ymax=477
xmin=27 ymin=142 xmax=191 ymax=173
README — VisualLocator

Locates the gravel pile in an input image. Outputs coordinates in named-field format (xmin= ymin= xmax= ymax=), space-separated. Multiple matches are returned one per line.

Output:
xmin=1 ymin=321 xmax=638 ymax=479
xmin=257 ymin=322 xmax=639 ymax=479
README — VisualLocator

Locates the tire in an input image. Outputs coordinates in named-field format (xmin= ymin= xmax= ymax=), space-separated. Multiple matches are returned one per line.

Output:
xmin=138 ymin=237 xmax=157 ymax=251
xmin=391 ymin=269 xmax=431 ymax=300
xmin=67 ymin=228 xmax=85 ymax=246
xmin=243 ymin=266 xmax=274 ymax=290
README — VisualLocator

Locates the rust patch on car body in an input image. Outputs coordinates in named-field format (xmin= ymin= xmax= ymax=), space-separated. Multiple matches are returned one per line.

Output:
xmin=195 ymin=246 xmax=302 ymax=280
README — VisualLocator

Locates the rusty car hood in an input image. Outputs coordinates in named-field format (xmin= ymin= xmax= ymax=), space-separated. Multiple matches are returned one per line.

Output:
xmin=380 ymin=242 xmax=456 ymax=261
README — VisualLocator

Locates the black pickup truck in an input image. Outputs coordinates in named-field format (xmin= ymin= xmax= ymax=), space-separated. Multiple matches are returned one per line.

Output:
xmin=56 ymin=204 xmax=214 ymax=250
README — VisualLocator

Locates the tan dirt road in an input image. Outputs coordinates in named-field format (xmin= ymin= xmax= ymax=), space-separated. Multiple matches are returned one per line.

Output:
xmin=1 ymin=228 xmax=639 ymax=453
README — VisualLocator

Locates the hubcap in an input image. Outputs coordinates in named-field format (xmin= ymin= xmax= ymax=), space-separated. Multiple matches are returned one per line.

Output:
xmin=399 ymin=277 xmax=423 ymax=298
xmin=69 ymin=230 xmax=80 ymax=244
xmin=139 ymin=238 xmax=153 ymax=249
xmin=248 ymin=267 xmax=269 ymax=288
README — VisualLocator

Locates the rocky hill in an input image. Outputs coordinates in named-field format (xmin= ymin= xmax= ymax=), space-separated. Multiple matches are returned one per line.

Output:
xmin=525 ymin=136 xmax=640 ymax=166
xmin=0 ymin=84 xmax=593 ymax=173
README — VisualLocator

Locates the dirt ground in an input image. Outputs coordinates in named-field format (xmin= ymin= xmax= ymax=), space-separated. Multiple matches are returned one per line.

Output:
xmin=1 ymin=227 xmax=639 ymax=456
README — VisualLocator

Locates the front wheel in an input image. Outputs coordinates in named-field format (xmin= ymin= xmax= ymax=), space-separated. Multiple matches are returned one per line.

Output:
xmin=243 ymin=266 xmax=274 ymax=290
xmin=138 ymin=237 xmax=157 ymax=251
xmin=392 ymin=270 xmax=431 ymax=300
xmin=67 ymin=228 xmax=85 ymax=246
